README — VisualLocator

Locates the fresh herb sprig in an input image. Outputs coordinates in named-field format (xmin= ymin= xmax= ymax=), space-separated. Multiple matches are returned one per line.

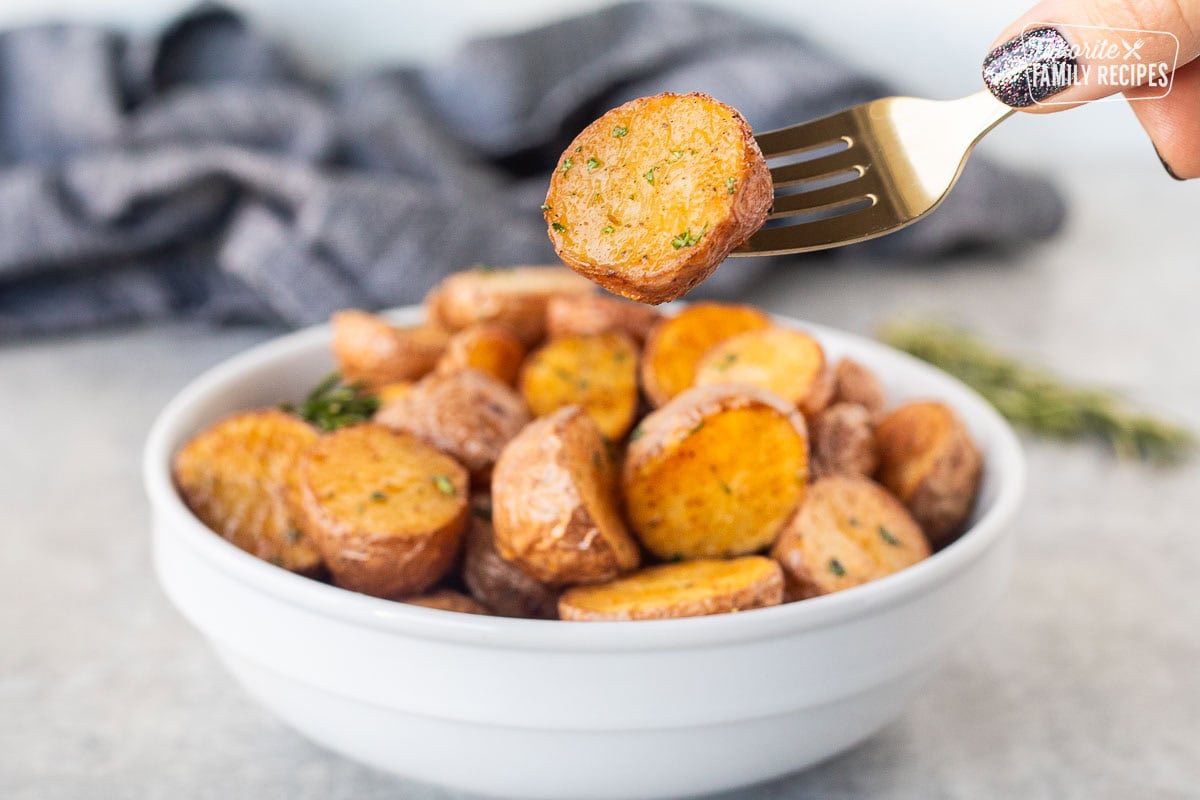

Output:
xmin=879 ymin=320 xmax=1195 ymax=465
xmin=281 ymin=372 xmax=380 ymax=432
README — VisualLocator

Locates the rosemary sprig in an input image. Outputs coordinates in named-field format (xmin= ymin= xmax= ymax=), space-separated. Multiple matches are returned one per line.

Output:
xmin=281 ymin=371 xmax=379 ymax=432
xmin=879 ymin=320 xmax=1195 ymax=466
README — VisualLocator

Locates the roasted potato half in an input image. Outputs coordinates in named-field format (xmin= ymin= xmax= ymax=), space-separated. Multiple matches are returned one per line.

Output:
xmin=173 ymin=410 xmax=323 ymax=575
xmin=545 ymin=92 xmax=772 ymax=304
xmin=558 ymin=556 xmax=784 ymax=621
xmin=424 ymin=265 xmax=594 ymax=345
xmin=293 ymin=424 xmax=468 ymax=599
xmin=520 ymin=332 xmax=640 ymax=440
xmin=771 ymin=475 xmax=930 ymax=600
xmin=491 ymin=406 xmax=640 ymax=585
xmin=405 ymin=589 xmax=490 ymax=615
xmin=834 ymin=358 xmax=887 ymax=416
xmin=875 ymin=401 xmax=983 ymax=548
xmin=375 ymin=368 xmax=531 ymax=485
xmin=545 ymin=293 xmax=663 ymax=344
xmin=622 ymin=384 xmax=809 ymax=560
xmin=435 ymin=323 xmax=526 ymax=386
xmin=810 ymin=402 xmax=879 ymax=479
xmin=331 ymin=309 xmax=449 ymax=389
xmin=640 ymin=302 xmax=771 ymax=407
xmin=693 ymin=327 xmax=828 ymax=414
xmin=462 ymin=517 xmax=560 ymax=619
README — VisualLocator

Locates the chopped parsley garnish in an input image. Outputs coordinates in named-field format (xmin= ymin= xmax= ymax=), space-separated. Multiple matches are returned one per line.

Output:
xmin=716 ymin=352 xmax=738 ymax=370
xmin=285 ymin=529 xmax=301 ymax=544
xmin=370 ymin=491 xmax=387 ymax=503
xmin=629 ymin=425 xmax=644 ymax=441
xmin=574 ymin=145 xmax=582 ymax=152
xmin=561 ymin=157 xmax=573 ymax=174
xmin=601 ymin=224 xmax=614 ymax=234
xmin=687 ymin=421 xmax=705 ymax=436
xmin=540 ymin=203 xmax=552 ymax=211
xmin=612 ymin=125 xmax=628 ymax=137
xmin=718 ymin=479 xmax=734 ymax=495
xmin=431 ymin=475 xmax=456 ymax=496
xmin=828 ymin=558 xmax=847 ymax=577
xmin=586 ymin=157 xmax=601 ymax=172
xmin=644 ymin=167 xmax=657 ymax=185
xmin=671 ymin=223 xmax=707 ymax=249
xmin=552 ymin=222 xmax=567 ymax=232
xmin=670 ymin=149 xmax=684 ymax=162
xmin=726 ymin=177 xmax=736 ymax=194
xmin=879 ymin=525 xmax=901 ymax=546
xmin=281 ymin=372 xmax=379 ymax=432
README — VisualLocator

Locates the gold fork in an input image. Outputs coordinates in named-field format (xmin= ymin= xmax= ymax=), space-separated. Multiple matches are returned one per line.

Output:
xmin=733 ymin=90 xmax=1014 ymax=256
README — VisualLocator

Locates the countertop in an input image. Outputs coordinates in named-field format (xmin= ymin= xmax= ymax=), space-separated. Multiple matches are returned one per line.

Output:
xmin=3 ymin=165 xmax=1198 ymax=799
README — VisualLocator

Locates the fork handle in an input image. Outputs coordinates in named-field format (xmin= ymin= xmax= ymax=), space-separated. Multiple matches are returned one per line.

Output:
xmin=946 ymin=90 xmax=1015 ymax=144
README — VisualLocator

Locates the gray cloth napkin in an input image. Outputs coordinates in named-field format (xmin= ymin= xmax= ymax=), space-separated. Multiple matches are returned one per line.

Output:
xmin=0 ymin=2 xmax=1065 ymax=338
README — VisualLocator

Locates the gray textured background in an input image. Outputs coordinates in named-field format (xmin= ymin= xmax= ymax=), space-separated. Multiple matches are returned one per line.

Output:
xmin=3 ymin=165 xmax=1198 ymax=799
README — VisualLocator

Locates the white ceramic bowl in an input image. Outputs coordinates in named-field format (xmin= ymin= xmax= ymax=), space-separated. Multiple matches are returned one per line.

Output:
xmin=145 ymin=307 xmax=1024 ymax=800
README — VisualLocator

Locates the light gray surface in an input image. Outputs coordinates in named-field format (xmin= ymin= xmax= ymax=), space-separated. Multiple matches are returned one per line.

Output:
xmin=3 ymin=166 xmax=1198 ymax=799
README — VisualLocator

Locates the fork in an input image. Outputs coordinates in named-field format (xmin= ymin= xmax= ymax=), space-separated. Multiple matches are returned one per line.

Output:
xmin=732 ymin=90 xmax=1014 ymax=256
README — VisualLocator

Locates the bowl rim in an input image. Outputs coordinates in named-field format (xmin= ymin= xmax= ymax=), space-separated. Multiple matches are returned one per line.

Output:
xmin=145 ymin=306 xmax=1025 ymax=652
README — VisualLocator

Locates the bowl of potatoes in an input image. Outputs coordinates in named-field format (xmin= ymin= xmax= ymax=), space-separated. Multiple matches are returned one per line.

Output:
xmin=145 ymin=265 xmax=1024 ymax=800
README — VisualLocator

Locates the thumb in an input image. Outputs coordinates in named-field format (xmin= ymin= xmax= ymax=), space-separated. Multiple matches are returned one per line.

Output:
xmin=982 ymin=0 xmax=1200 ymax=110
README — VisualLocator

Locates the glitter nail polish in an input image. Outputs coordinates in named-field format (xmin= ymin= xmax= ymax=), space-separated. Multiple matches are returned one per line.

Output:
xmin=982 ymin=27 xmax=1077 ymax=108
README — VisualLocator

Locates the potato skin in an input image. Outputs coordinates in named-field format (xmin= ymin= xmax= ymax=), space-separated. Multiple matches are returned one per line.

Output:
xmin=771 ymin=475 xmax=930 ymax=600
xmin=423 ymin=265 xmax=594 ymax=345
xmin=491 ymin=406 xmax=640 ymax=585
xmin=558 ymin=557 xmax=784 ymax=621
xmin=545 ymin=92 xmax=772 ymax=304
xmin=810 ymin=402 xmax=879 ymax=479
xmin=622 ymin=384 xmax=809 ymax=560
xmin=545 ymin=293 xmax=663 ymax=344
xmin=375 ymin=368 xmax=531 ymax=485
xmin=834 ymin=358 xmax=887 ymax=416
xmin=332 ymin=309 xmax=448 ymax=389
xmin=173 ymin=409 xmax=323 ymax=575
xmin=405 ymin=589 xmax=490 ymax=615
xmin=435 ymin=323 xmax=526 ymax=386
xmin=293 ymin=424 xmax=469 ymax=599
xmin=462 ymin=517 xmax=560 ymax=619
xmin=640 ymin=302 xmax=771 ymax=407
xmin=875 ymin=402 xmax=982 ymax=548
xmin=520 ymin=332 xmax=640 ymax=440
xmin=693 ymin=327 xmax=827 ymax=412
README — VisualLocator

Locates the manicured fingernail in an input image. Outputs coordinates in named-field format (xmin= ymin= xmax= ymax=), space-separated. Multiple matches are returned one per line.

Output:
xmin=1153 ymin=145 xmax=1186 ymax=181
xmin=982 ymin=26 xmax=1077 ymax=108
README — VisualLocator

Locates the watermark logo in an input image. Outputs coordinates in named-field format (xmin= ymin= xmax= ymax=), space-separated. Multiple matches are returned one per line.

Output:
xmin=1025 ymin=22 xmax=1179 ymax=105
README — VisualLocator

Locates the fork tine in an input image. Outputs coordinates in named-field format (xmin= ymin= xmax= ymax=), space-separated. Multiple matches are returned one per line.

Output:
xmin=755 ymin=113 xmax=858 ymax=158
xmin=736 ymin=203 xmax=897 ymax=256
xmin=769 ymin=147 xmax=866 ymax=188
xmin=768 ymin=183 xmax=875 ymax=221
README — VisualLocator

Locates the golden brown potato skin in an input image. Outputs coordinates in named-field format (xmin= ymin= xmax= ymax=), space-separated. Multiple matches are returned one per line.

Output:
xmin=810 ymin=402 xmax=879 ymax=480
xmin=640 ymin=302 xmax=770 ymax=407
xmin=545 ymin=93 xmax=772 ymax=304
xmin=293 ymin=424 xmax=468 ymax=599
xmin=545 ymin=293 xmax=663 ymax=344
xmin=423 ymin=265 xmax=594 ymax=345
xmin=520 ymin=332 xmax=640 ymax=441
xmin=331 ymin=309 xmax=449 ymax=389
xmin=771 ymin=475 xmax=930 ymax=600
xmin=834 ymin=358 xmax=887 ymax=416
xmin=462 ymin=517 xmax=560 ymax=619
xmin=375 ymin=369 xmax=531 ymax=485
xmin=622 ymin=384 xmax=809 ymax=560
xmin=173 ymin=410 xmax=323 ymax=575
xmin=405 ymin=589 xmax=490 ymax=615
xmin=875 ymin=402 xmax=982 ymax=548
xmin=558 ymin=557 xmax=784 ymax=621
xmin=491 ymin=406 xmax=640 ymax=585
xmin=435 ymin=323 xmax=526 ymax=386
